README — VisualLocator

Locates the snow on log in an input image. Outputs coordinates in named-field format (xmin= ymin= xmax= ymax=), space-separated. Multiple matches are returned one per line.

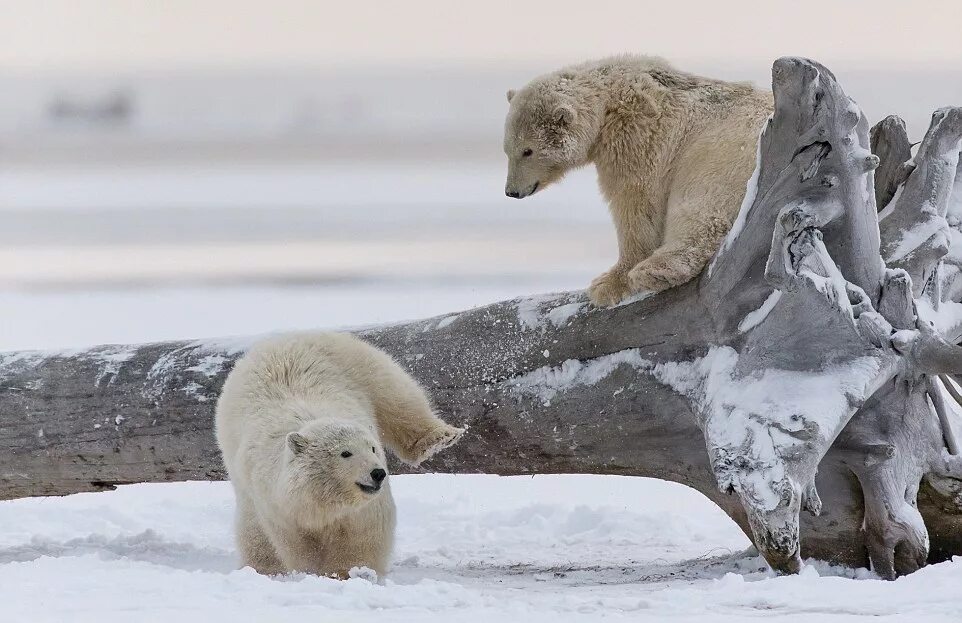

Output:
xmin=2 ymin=58 xmax=962 ymax=578
xmin=879 ymin=107 xmax=962 ymax=297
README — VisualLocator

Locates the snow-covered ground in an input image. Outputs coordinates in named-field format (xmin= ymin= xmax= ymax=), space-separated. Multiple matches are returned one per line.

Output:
xmin=2 ymin=476 xmax=960 ymax=622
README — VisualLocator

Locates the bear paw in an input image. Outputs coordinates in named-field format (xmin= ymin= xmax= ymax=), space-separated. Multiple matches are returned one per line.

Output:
xmin=409 ymin=423 xmax=465 ymax=466
xmin=587 ymin=271 xmax=632 ymax=307
xmin=627 ymin=260 xmax=684 ymax=293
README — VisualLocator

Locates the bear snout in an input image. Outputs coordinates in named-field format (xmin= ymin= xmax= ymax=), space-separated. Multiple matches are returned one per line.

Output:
xmin=357 ymin=467 xmax=387 ymax=494
xmin=505 ymin=181 xmax=539 ymax=199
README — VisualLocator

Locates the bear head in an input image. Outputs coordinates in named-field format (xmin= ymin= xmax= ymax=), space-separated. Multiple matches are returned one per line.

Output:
xmin=503 ymin=74 xmax=601 ymax=199
xmin=283 ymin=419 xmax=389 ymax=513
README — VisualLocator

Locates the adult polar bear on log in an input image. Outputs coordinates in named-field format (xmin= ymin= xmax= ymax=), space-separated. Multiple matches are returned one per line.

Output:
xmin=215 ymin=332 xmax=463 ymax=578
xmin=503 ymin=55 xmax=772 ymax=306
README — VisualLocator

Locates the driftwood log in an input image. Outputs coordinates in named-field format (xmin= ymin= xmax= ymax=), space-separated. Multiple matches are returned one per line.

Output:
xmin=2 ymin=58 xmax=961 ymax=579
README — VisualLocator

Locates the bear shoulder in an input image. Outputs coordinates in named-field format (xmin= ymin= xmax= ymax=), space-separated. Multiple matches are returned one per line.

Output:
xmin=217 ymin=329 xmax=463 ymax=473
xmin=215 ymin=333 xmax=375 ymax=450
xmin=225 ymin=331 xmax=388 ymax=400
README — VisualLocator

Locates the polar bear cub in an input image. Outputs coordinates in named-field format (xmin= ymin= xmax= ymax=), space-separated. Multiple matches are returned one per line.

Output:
xmin=215 ymin=331 xmax=463 ymax=578
xmin=503 ymin=55 xmax=773 ymax=306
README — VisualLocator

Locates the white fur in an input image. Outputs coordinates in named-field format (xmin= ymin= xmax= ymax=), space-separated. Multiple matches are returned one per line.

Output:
xmin=215 ymin=331 xmax=463 ymax=578
xmin=503 ymin=55 xmax=773 ymax=305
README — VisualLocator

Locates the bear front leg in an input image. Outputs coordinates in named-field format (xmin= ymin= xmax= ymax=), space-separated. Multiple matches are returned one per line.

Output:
xmin=587 ymin=267 xmax=633 ymax=307
xmin=626 ymin=247 xmax=697 ymax=293
xmin=235 ymin=497 xmax=285 ymax=575
xmin=271 ymin=530 xmax=341 ymax=578
xmin=382 ymin=396 xmax=464 ymax=467
xmin=627 ymin=213 xmax=732 ymax=294
xmin=272 ymin=509 xmax=394 ymax=580
xmin=406 ymin=422 xmax=464 ymax=465
xmin=588 ymin=200 xmax=663 ymax=306
xmin=360 ymin=343 xmax=464 ymax=465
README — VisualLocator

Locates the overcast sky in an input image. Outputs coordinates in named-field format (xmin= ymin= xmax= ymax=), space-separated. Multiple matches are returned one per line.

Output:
xmin=2 ymin=0 xmax=961 ymax=71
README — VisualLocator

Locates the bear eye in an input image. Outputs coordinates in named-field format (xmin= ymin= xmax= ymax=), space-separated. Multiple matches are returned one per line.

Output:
xmin=372 ymin=446 xmax=376 ymax=454
xmin=340 ymin=450 xmax=353 ymax=458
xmin=522 ymin=148 xmax=533 ymax=158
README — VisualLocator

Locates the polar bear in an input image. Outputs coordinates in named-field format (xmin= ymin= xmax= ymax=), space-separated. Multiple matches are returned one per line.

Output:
xmin=503 ymin=55 xmax=773 ymax=306
xmin=215 ymin=331 xmax=464 ymax=578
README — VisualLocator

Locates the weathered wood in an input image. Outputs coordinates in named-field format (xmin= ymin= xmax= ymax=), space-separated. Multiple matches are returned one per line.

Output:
xmin=0 ymin=290 xmax=860 ymax=565
xmin=870 ymin=115 xmax=913 ymax=210
xmin=879 ymin=108 xmax=962 ymax=296
xmin=0 ymin=290 xmax=715 ymax=495
xmin=2 ymin=58 xmax=962 ymax=578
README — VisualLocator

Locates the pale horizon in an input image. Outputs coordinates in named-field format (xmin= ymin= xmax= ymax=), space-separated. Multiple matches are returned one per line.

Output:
xmin=2 ymin=0 xmax=961 ymax=71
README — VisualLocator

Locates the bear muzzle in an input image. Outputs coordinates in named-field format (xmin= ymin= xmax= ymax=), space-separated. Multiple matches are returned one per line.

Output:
xmin=505 ymin=181 xmax=540 ymax=199
xmin=356 ymin=468 xmax=387 ymax=494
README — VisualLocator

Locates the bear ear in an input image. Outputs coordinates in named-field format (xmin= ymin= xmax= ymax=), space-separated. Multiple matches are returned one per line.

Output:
xmin=287 ymin=432 xmax=308 ymax=455
xmin=554 ymin=104 xmax=576 ymax=126
xmin=506 ymin=89 xmax=516 ymax=103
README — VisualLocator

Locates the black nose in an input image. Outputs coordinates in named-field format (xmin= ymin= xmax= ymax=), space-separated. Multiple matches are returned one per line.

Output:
xmin=506 ymin=190 xmax=521 ymax=198
xmin=370 ymin=468 xmax=386 ymax=483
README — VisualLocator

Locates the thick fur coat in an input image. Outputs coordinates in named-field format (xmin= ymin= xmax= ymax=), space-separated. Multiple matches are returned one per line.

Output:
xmin=503 ymin=55 xmax=773 ymax=305
xmin=215 ymin=332 xmax=463 ymax=578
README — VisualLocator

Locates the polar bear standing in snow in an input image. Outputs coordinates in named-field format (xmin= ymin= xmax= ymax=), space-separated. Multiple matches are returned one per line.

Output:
xmin=215 ymin=332 xmax=463 ymax=578
xmin=503 ymin=55 xmax=772 ymax=306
